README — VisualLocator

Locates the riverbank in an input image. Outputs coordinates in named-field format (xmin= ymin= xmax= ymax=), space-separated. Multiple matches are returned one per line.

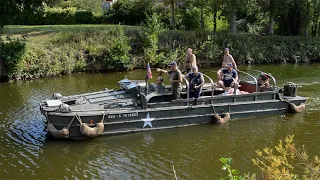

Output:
xmin=1 ymin=24 xmax=320 ymax=81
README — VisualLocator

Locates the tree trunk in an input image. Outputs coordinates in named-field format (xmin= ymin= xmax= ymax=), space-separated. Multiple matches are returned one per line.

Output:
xmin=303 ymin=2 xmax=310 ymax=36
xmin=230 ymin=12 xmax=237 ymax=34
xmin=267 ymin=0 xmax=276 ymax=35
xmin=171 ymin=0 xmax=175 ymax=30
xmin=319 ymin=22 xmax=320 ymax=37
xmin=200 ymin=3 xmax=204 ymax=31
xmin=213 ymin=4 xmax=217 ymax=32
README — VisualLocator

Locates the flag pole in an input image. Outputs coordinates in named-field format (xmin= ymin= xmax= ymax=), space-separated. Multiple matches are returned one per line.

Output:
xmin=145 ymin=76 xmax=148 ymax=96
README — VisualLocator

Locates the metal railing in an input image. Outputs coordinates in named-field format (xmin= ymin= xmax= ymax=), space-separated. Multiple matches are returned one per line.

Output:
xmin=201 ymin=73 xmax=214 ymax=97
xmin=237 ymin=70 xmax=258 ymax=92
xmin=182 ymin=77 xmax=190 ymax=104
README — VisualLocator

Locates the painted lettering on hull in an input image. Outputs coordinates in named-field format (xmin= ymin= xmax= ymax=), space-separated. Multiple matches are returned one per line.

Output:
xmin=108 ymin=112 xmax=139 ymax=119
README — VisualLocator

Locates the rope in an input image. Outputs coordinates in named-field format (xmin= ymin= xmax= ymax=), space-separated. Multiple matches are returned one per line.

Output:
xmin=100 ymin=110 xmax=110 ymax=123
xmin=75 ymin=114 xmax=83 ymax=125
xmin=66 ymin=115 xmax=76 ymax=129
xmin=211 ymin=105 xmax=217 ymax=114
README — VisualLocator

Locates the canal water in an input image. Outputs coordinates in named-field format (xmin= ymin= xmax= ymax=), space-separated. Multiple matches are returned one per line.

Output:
xmin=0 ymin=64 xmax=319 ymax=179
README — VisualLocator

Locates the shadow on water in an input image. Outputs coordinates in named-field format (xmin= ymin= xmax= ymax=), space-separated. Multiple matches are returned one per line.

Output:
xmin=0 ymin=64 xmax=320 ymax=179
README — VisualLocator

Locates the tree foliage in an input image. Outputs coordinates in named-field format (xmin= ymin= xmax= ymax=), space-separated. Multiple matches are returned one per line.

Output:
xmin=0 ymin=0 xmax=44 ymax=35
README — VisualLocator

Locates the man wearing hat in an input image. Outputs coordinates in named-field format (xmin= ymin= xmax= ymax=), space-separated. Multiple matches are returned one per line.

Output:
xmin=217 ymin=63 xmax=238 ymax=90
xmin=157 ymin=62 xmax=182 ymax=100
xmin=222 ymin=48 xmax=237 ymax=70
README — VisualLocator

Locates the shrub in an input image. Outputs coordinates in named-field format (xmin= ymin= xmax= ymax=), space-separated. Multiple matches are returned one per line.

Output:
xmin=0 ymin=37 xmax=27 ymax=80
xmin=75 ymin=11 xmax=94 ymax=24
xmin=219 ymin=135 xmax=320 ymax=179
xmin=102 ymin=26 xmax=132 ymax=70
xmin=43 ymin=7 xmax=77 ymax=25
xmin=106 ymin=0 xmax=153 ymax=26
xmin=140 ymin=13 xmax=165 ymax=66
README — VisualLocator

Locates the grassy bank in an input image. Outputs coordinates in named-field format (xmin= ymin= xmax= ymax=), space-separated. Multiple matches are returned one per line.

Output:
xmin=1 ymin=24 xmax=320 ymax=81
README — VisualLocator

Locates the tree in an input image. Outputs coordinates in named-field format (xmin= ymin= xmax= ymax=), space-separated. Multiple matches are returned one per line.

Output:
xmin=192 ymin=0 xmax=206 ymax=31
xmin=208 ymin=0 xmax=223 ymax=32
xmin=257 ymin=0 xmax=278 ymax=35
xmin=301 ymin=0 xmax=311 ymax=36
xmin=222 ymin=0 xmax=256 ymax=34
xmin=0 ymin=0 xmax=44 ymax=35
xmin=311 ymin=0 xmax=320 ymax=37
xmin=162 ymin=0 xmax=179 ymax=29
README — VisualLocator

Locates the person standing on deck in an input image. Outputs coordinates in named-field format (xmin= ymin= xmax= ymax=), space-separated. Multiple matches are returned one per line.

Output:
xmin=157 ymin=62 xmax=182 ymax=100
xmin=222 ymin=48 xmax=237 ymax=70
xmin=185 ymin=66 xmax=205 ymax=98
xmin=183 ymin=48 xmax=197 ymax=74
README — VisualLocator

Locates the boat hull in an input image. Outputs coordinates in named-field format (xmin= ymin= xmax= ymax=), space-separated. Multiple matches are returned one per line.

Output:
xmin=45 ymin=92 xmax=306 ymax=140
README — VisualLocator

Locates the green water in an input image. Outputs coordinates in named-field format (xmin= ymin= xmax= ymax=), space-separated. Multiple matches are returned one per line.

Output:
xmin=0 ymin=64 xmax=320 ymax=179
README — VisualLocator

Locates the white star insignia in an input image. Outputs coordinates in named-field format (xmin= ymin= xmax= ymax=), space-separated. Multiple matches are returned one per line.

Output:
xmin=142 ymin=113 xmax=155 ymax=128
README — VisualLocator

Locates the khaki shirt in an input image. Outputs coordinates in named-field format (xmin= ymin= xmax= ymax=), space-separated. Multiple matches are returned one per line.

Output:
xmin=168 ymin=69 xmax=182 ymax=89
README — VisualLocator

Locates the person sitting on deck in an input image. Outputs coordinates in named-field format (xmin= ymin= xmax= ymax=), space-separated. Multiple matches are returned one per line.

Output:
xmin=157 ymin=61 xmax=183 ymax=100
xmin=185 ymin=66 xmax=205 ymax=98
xmin=149 ymin=76 xmax=166 ymax=93
xmin=258 ymin=72 xmax=270 ymax=92
xmin=217 ymin=63 xmax=238 ymax=91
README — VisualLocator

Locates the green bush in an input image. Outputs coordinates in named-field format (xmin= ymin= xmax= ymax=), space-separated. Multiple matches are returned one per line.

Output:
xmin=0 ymin=37 xmax=27 ymax=80
xmin=44 ymin=7 xmax=77 ymax=25
xmin=75 ymin=11 xmax=94 ymax=24
xmin=106 ymin=0 xmax=153 ymax=26
xmin=102 ymin=27 xmax=132 ymax=70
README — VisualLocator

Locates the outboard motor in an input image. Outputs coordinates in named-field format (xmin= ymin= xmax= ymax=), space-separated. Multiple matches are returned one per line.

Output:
xmin=283 ymin=82 xmax=297 ymax=97
xmin=52 ymin=93 xmax=62 ymax=100
xmin=58 ymin=103 xmax=72 ymax=113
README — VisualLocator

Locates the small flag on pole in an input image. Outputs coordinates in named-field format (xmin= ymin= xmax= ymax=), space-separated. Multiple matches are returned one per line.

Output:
xmin=146 ymin=63 xmax=152 ymax=79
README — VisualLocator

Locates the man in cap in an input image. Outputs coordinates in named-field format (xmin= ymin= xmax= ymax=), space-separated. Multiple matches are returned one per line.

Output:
xmin=149 ymin=76 xmax=166 ymax=93
xmin=157 ymin=62 xmax=182 ymax=100
xmin=222 ymin=48 xmax=237 ymax=70
xmin=217 ymin=63 xmax=238 ymax=90
xmin=185 ymin=66 xmax=205 ymax=98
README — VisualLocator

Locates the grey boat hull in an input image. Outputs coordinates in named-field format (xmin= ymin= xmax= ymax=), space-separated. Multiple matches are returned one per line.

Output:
xmin=45 ymin=92 xmax=306 ymax=140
